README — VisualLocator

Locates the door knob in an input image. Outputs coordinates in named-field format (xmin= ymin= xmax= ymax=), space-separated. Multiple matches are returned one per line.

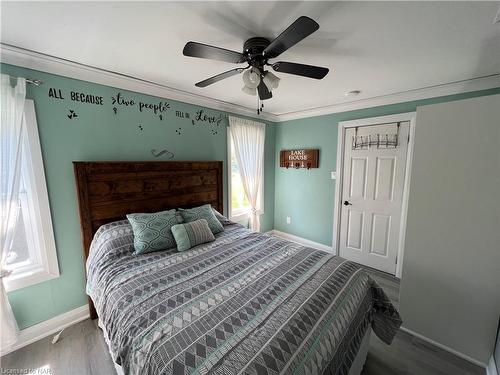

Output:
xmin=343 ymin=200 xmax=352 ymax=206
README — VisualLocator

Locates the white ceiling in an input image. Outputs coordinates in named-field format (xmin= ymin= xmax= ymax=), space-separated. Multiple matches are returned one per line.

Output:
xmin=1 ymin=1 xmax=499 ymax=116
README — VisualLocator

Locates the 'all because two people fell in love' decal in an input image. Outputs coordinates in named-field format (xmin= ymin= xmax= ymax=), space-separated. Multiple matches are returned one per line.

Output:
xmin=47 ymin=87 xmax=225 ymax=136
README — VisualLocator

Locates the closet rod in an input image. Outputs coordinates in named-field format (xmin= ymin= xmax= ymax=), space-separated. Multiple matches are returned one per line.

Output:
xmin=25 ymin=78 xmax=43 ymax=86
xmin=6 ymin=75 xmax=43 ymax=86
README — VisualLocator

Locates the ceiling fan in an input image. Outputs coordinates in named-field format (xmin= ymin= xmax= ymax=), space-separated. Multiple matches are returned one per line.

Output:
xmin=183 ymin=16 xmax=329 ymax=106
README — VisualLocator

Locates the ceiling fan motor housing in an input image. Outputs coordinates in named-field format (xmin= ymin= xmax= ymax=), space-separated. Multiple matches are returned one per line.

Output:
xmin=243 ymin=37 xmax=270 ymax=70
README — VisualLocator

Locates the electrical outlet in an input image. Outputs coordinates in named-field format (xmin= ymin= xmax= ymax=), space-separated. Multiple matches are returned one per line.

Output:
xmin=286 ymin=216 xmax=291 ymax=224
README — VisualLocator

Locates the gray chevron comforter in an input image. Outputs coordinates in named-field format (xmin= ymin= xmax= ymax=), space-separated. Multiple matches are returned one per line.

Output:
xmin=87 ymin=221 xmax=401 ymax=375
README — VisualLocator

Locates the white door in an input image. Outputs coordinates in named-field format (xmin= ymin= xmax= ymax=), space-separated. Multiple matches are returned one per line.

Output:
xmin=339 ymin=122 xmax=409 ymax=274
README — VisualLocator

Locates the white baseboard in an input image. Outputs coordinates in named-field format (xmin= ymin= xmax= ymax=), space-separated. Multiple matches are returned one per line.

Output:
xmin=1 ymin=305 xmax=90 ymax=357
xmin=270 ymin=230 xmax=334 ymax=254
xmin=487 ymin=355 xmax=498 ymax=375
xmin=399 ymin=326 xmax=488 ymax=369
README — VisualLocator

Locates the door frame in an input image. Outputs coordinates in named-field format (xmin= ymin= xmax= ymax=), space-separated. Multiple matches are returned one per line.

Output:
xmin=332 ymin=112 xmax=416 ymax=278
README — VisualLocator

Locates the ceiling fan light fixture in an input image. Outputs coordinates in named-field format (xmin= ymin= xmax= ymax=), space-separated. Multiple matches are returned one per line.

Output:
xmin=242 ymin=67 xmax=261 ymax=89
xmin=263 ymin=71 xmax=280 ymax=91
xmin=184 ymin=16 xmax=329 ymax=104
xmin=242 ymin=85 xmax=257 ymax=96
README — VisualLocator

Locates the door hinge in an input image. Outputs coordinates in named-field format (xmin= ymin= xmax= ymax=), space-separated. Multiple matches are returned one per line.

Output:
xmin=407 ymin=133 xmax=410 ymax=144
xmin=395 ymin=255 xmax=398 ymax=264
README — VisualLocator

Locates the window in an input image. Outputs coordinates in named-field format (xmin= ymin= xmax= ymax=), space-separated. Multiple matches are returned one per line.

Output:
xmin=3 ymin=100 xmax=59 ymax=291
xmin=230 ymin=140 xmax=251 ymax=218
xmin=227 ymin=119 xmax=264 ymax=224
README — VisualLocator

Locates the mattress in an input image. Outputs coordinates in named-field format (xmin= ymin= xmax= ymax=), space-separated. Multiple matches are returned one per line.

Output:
xmin=87 ymin=220 xmax=401 ymax=375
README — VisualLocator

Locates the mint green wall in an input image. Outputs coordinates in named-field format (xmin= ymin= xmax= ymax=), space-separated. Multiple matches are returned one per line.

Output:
xmin=1 ymin=63 xmax=275 ymax=329
xmin=274 ymin=87 xmax=500 ymax=246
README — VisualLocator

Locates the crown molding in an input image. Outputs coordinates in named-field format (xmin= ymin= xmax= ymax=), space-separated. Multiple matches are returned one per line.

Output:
xmin=276 ymin=74 xmax=500 ymax=121
xmin=0 ymin=43 xmax=279 ymax=122
xmin=1 ymin=43 xmax=498 ymax=124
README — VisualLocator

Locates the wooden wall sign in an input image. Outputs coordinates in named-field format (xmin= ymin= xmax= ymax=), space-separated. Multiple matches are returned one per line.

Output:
xmin=280 ymin=149 xmax=319 ymax=169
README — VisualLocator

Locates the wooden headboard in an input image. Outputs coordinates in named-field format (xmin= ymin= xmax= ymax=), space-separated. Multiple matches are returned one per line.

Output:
xmin=73 ymin=161 xmax=223 ymax=318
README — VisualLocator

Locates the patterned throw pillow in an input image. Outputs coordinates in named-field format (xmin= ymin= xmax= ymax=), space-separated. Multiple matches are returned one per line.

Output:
xmin=178 ymin=204 xmax=224 ymax=234
xmin=171 ymin=219 xmax=215 ymax=252
xmin=212 ymin=208 xmax=233 ymax=226
xmin=126 ymin=209 xmax=179 ymax=255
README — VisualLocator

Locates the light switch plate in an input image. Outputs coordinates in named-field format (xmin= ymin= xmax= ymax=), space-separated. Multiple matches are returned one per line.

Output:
xmin=331 ymin=171 xmax=337 ymax=180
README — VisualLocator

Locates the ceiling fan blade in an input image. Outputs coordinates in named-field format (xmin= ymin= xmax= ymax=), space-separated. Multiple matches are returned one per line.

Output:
xmin=195 ymin=68 xmax=245 ymax=87
xmin=257 ymin=81 xmax=273 ymax=100
xmin=183 ymin=41 xmax=246 ymax=64
xmin=263 ymin=16 xmax=319 ymax=59
xmin=272 ymin=61 xmax=329 ymax=79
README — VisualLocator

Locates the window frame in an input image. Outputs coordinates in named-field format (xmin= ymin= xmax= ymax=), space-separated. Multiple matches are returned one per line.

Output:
xmin=226 ymin=126 xmax=265 ymax=222
xmin=4 ymin=100 xmax=59 ymax=292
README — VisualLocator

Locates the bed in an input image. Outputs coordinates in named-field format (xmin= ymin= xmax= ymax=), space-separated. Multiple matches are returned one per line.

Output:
xmin=74 ymin=161 xmax=401 ymax=375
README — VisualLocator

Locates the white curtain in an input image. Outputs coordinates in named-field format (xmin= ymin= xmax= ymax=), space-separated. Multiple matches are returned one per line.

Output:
xmin=0 ymin=74 xmax=26 ymax=349
xmin=229 ymin=116 xmax=265 ymax=232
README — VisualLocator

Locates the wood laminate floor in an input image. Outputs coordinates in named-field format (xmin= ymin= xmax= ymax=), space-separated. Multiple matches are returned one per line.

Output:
xmin=1 ymin=268 xmax=485 ymax=375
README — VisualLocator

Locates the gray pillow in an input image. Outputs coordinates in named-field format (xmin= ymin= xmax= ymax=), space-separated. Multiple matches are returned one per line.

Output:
xmin=171 ymin=219 xmax=215 ymax=251
xmin=126 ymin=209 xmax=179 ymax=255
xmin=178 ymin=204 xmax=224 ymax=234
xmin=212 ymin=208 xmax=233 ymax=226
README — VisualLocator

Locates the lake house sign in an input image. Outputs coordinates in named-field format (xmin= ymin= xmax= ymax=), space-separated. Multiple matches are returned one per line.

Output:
xmin=280 ymin=149 xmax=319 ymax=169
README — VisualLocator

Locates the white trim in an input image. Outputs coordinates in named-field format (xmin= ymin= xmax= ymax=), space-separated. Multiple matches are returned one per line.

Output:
xmin=487 ymin=355 xmax=498 ymax=375
xmin=332 ymin=112 xmax=416 ymax=278
xmin=4 ymin=100 xmax=60 ymax=292
xmin=270 ymin=230 xmax=333 ymax=254
xmin=396 ymin=114 xmax=416 ymax=278
xmin=0 ymin=43 xmax=278 ymax=122
xmin=2 ymin=44 xmax=499 ymax=123
xmin=399 ymin=326 xmax=488 ymax=369
xmin=230 ymin=209 xmax=250 ymax=224
xmin=0 ymin=305 xmax=89 ymax=357
xmin=277 ymin=74 xmax=500 ymax=121
xmin=3 ymin=267 xmax=58 ymax=293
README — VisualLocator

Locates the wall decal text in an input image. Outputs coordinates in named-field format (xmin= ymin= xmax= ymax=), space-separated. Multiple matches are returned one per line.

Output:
xmin=138 ymin=101 xmax=170 ymax=115
xmin=48 ymin=88 xmax=64 ymax=100
xmin=111 ymin=92 xmax=135 ymax=114
xmin=46 ymin=88 xmax=226 ymax=135
xmin=194 ymin=109 xmax=224 ymax=126
xmin=176 ymin=111 xmax=190 ymax=119
xmin=70 ymin=91 xmax=104 ymax=105
xmin=111 ymin=92 xmax=135 ymax=107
